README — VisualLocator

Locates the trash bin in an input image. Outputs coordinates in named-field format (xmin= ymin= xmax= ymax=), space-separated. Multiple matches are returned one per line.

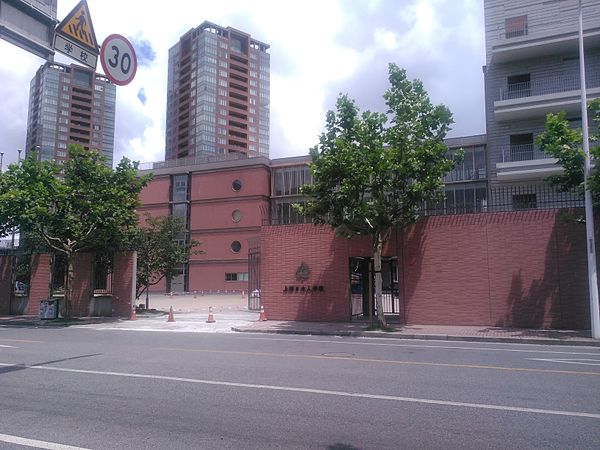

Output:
xmin=39 ymin=299 xmax=59 ymax=320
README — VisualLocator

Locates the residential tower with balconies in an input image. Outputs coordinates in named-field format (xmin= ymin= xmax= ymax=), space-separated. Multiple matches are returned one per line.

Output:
xmin=484 ymin=0 xmax=600 ymax=207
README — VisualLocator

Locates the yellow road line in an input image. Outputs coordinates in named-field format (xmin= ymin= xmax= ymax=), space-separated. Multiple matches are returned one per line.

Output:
xmin=155 ymin=347 xmax=600 ymax=377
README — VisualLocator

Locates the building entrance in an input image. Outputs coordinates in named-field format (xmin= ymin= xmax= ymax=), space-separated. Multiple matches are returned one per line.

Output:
xmin=349 ymin=257 xmax=401 ymax=322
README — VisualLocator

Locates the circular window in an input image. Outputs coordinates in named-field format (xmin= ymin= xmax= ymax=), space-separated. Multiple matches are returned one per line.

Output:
xmin=232 ymin=209 xmax=242 ymax=223
xmin=232 ymin=179 xmax=242 ymax=191
xmin=231 ymin=241 xmax=242 ymax=253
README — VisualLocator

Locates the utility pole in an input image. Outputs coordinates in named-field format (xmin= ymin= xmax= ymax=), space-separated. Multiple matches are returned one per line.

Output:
xmin=579 ymin=0 xmax=600 ymax=339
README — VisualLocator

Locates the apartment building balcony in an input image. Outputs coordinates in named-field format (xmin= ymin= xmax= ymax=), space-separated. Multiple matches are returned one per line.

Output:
xmin=494 ymin=73 xmax=600 ymax=122
xmin=491 ymin=16 xmax=600 ymax=64
xmin=496 ymin=144 xmax=562 ymax=182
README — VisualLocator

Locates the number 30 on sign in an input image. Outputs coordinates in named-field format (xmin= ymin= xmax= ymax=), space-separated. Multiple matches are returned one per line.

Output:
xmin=100 ymin=34 xmax=137 ymax=86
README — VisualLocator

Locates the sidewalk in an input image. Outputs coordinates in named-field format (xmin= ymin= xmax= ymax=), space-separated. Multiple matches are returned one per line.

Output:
xmin=231 ymin=321 xmax=600 ymax=346
xmin=1 ymin=293 xmax=598 ymax=345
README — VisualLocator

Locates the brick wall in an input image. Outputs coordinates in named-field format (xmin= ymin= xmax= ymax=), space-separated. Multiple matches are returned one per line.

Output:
xmin=112 ymin=252 xmax=134 ymax=317
xmin=260 ymin=210 xmax=595 ymax=329
xmin=27 ymin=254 xmax=52 ymax=314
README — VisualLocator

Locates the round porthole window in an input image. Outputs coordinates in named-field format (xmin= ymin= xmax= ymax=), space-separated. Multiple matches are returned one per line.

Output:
xmin=232 ymin=179 xmax=242 ymax=191
xmin=232 ymin=209 xmax=242 ymax=223
xmin=231 ymin=241 xmax=242 ymax=253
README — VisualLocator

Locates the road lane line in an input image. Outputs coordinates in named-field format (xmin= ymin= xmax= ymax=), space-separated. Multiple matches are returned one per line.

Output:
xmin=0 ymin=362 xmax=598 ymax=420
xmin=154 ymin=347 xmax=600 ymax=376
xmin=0 ymin=432 xmax=91 ymax=450
xmin=236 ymin=336 xmax=600 ymax=355
xmin=0 ymin=338 xmax=44 ymax=343
xmin=0 ymin=344 xmax=17 ymax=348
xmin=531 ymin=358 xmax=600 ymax=366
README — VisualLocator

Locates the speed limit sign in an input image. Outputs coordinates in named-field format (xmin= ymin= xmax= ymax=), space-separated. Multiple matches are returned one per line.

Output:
xmin=100 ymin=34 xmax=137 ymax=86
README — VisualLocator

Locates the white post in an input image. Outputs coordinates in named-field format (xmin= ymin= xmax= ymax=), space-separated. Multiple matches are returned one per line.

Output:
xmin=579 ymin=0 xmax=600 ymax=339
xmin=131 ymin=251 xmax=138 ymax=313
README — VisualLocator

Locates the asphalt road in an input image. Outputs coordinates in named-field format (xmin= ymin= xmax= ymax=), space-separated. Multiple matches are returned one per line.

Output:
xmin=1 ymin=327 xmax=599 ymax=449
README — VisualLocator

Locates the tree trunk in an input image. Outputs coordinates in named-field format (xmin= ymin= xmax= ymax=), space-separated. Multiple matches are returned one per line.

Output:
xmin=373 ymin=232 xmax=387 ymax=329
xmin=61 ymin=253 xmax=73 ymax=319
xmin=145 ymin=286 xmax=149 ymax=310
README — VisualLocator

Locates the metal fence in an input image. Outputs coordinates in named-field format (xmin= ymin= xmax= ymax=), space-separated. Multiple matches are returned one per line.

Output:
xmin=265 ymin=184 xmax=585 ymax=225
xmin=422 ymin=184 xmax=583 ymax=216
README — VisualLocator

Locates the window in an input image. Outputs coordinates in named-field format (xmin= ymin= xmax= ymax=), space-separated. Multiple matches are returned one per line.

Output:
xmin=509 ymin=133 xmax=534 ymax=162
xmin=273 ymin=166 xmax=312 ymax=196
xmin=225 ymin=272 xmax=248 ymax=281
xmin=505 ymin=15 xmax=528 ymax=38
xmin=506 ymin=74 xmax=531 ymax=99
xmin=172 ymin=174 xmax=188 ymax=202
xmin=439 ymin=183 xmax=488 ymax=215
xmin=513 ymin=193 xmax=537 ymax=210
xmin=232 ymin=179 xmax=242 ymax=191
xmin=232 ymin=209 xmax=242 ymax=222
xmin=230 ymin=241 xmax=242 ymax=253
xmin=172 ymin=203 xmax=188 ymax=228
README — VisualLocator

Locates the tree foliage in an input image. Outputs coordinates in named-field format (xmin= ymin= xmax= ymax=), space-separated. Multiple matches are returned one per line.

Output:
xmin=536 ymin=98 xmax=600 ymax=205
xmin=297 ymin=63 xmax=458 ymax=328
xmin=130 ymin=214 xmax=202 ymax=307
xmin=0 ymin=145 xmax=151 ymax=317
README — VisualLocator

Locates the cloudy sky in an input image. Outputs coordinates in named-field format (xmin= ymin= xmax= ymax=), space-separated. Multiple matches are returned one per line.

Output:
xmin=0 ymin=0 xmax=485 ymax=167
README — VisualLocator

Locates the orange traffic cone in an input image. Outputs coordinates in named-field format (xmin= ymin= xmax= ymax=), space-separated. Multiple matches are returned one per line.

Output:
xmin=130 ymin=307 xmax=137 ymax=321
xmin=167 ymin=306 xmax=175 ymax=322
xmin=206 ymin=306 xmax=216 ymax=323
xmin=259 ymin=305 xmax=267 ymax=321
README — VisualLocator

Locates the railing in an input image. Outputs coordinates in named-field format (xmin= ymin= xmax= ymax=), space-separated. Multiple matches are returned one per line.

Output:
xmin=138 ymin=152 xmax=249 ymax=171
xmin=501 ymin=144 xmax=554 ymax=163
xmin=499 ymin=72 xmax=600 ymax=101
xmin=422 ymin=184 xmax=584 ymax=216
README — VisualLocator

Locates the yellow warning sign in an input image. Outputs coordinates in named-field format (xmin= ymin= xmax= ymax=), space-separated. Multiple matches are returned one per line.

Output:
xmin=55 ymin=0 xmax=99 ymax=53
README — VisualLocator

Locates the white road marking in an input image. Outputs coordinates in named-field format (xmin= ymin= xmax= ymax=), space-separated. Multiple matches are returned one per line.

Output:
xmin=0 ymin=344 xmax=17 ymax=348
xmin=237 ymin=336 xmax=600 ymax=356
xmin=0 ymin=362 xmax=598 ymax=420
xmin=0 ymin=432 xmax=91 ymax=450
xmin=530 ymin=358 xmax=600 ymax=366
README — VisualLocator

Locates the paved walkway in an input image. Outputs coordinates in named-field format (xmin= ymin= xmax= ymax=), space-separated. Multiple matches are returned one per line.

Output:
xmin=232 ymin=321 xmax=599 ymax=346
xmin=1 ymin=293 xmax=598 ymax=345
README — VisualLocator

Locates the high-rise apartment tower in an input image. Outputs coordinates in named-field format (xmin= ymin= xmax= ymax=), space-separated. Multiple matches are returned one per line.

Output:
xmin=165 ymin=21 xmax=270 ymax=161
xmin=26 ymin=62 xmax=116 ymax=165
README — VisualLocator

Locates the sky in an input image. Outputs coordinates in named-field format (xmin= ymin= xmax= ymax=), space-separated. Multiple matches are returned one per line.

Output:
xmin=0 ymin=0 xmax=485 ymax=168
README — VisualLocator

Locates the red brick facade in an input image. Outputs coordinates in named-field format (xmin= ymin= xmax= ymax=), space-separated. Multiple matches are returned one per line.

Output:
xmin=138 ymin=158 xmax=271 ymax=292
xmin=27 ymin=253 xmax=52 ymax=314
xmin=112 ymin=252 xmax=135 ymax=317
xmin=261 ymin=210 xmax=595 ymax=329
xmin=24 ymin=252 xmax=134 ymax=318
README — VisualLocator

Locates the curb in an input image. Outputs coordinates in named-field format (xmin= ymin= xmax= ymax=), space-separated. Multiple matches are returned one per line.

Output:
xmin=230 ymin=327 xmax=600 ymax=347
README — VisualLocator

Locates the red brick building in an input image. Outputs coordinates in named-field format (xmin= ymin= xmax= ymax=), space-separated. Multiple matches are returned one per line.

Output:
xmin=136 ymin=152 xmax=596 ymax=329
xmin=139 ymin=156 xmax=271 ymax=293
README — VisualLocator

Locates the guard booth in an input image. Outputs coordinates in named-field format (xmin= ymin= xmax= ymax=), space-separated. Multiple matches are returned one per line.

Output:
xmin=350 ymin=257 xmax=400 ymax=322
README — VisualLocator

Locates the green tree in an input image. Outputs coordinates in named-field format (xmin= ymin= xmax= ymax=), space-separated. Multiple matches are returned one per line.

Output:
xmin=297 ymin=63 xmax=458 ymax=329
xmin=131 ymin=214 xmax=202 ymax=309
xmin=0 ymin=145 xmax=151 ymax=318
xmin=536 ymin=98 xmax=600 ymax=205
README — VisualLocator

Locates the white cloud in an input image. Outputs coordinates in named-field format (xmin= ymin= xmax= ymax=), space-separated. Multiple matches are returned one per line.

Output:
xmin=0 ymin=0 xmax=486 ymax=167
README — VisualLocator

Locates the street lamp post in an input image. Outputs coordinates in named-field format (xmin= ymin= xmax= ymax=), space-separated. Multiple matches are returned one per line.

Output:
xmin=0 ymin=151 xmax=4 ymax=172
xmin=578 ymin=0 xmax=600 ymax=339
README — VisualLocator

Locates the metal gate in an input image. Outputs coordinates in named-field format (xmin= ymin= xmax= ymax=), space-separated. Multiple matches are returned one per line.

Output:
xmin=247 ymin=239 xmax=261 ymax=311
xmin=350 ymin=257 xmax=400 ymax=319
